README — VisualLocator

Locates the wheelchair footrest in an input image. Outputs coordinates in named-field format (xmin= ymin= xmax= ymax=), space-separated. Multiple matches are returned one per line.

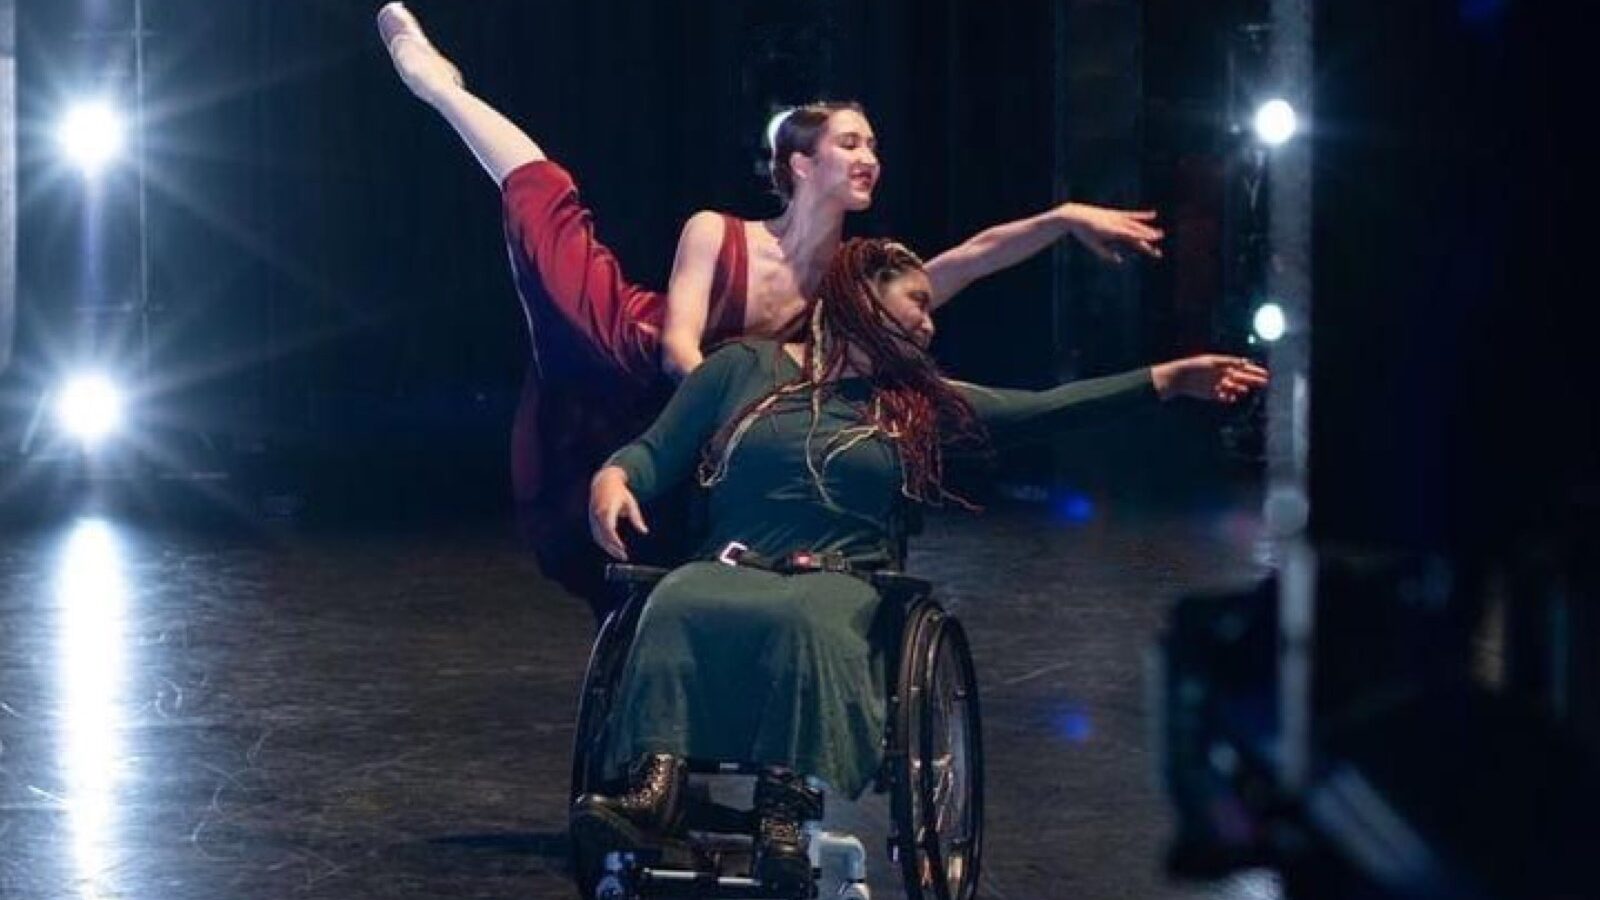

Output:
xmin=599 ymin=849 xmax=817 ymax=899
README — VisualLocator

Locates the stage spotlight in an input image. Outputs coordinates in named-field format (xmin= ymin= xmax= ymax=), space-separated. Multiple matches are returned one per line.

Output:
xmin=1252 ymin=99 xmax=1298 ymax=146
xmin=56 ymin=373 xmax=125 ymax=445
xmin=56 ymin=100 xmax=126 ymax=176
xmin=1253 ymin=302 xmax=1287 ymax=342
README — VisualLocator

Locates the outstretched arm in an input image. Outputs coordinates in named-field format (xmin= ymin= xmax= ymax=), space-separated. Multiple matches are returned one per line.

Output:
xmin=661 ymin=211 xmax=726 ymax=381
xmin=952 ymin=355 xmax=1267 ymax=446
xmin=924 ymin=202 xmax=1165 ymax=309
xmin=952 ymin=368 xmax=1160 ymax=447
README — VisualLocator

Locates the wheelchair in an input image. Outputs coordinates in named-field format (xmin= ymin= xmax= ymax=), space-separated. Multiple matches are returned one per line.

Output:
xmin=570 ymin=561 xmax=985 ymax=900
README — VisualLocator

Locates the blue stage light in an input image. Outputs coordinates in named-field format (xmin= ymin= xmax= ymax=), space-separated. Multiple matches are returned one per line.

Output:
xmin=56 ymin=373 xmax=125 ymax=445
xmin=1253 ymin=99 xmax=1298 ymax=147
xmin=56 ymin=100 xmax=126 ymax=176
xmin=1253 ymin=302 xmax=1288 ymax=343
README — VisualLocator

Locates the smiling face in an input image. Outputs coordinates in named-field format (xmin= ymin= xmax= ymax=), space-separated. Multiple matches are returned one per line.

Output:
xmin=873 ymin=267 xmax=935 ymax=349
xmin=790 ymin=108 xmax=880 ymax=210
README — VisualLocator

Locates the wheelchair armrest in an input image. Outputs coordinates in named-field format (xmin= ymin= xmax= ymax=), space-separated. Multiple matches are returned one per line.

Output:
xmin=868 ymin=570 xmax=932 ymax=602
xmin=604 ymin=564 xmax=671 ymax=588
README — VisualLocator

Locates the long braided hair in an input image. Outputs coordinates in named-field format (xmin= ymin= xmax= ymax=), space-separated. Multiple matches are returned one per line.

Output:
xmin=699 ymin=238 xmax=988 ymax=509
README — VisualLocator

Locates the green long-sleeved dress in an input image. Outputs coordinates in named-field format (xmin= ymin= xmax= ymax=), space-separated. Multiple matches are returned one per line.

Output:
xmin=602 ymin=340 xmax=1158 ymax=796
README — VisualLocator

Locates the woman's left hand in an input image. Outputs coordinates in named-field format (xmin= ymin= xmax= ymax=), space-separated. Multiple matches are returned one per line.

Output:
xmin=589 ymin=466 xmax=649 ymax=561
xmin=1061 ymin=203 xmax=1165 ymax=264
xmin=1151 ymin=356 xmax=1270 ymax=403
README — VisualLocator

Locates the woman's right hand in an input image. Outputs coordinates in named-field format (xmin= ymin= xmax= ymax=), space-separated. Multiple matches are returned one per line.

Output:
xmin=1150 ymin=355 xmax=1270 ymax=403
xmin=589 ymin=466 xmax=649 ymax=561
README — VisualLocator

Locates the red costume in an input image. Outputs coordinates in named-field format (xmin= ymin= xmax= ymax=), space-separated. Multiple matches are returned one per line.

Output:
xmin=499 ymin=160 xmax=749 ymax=613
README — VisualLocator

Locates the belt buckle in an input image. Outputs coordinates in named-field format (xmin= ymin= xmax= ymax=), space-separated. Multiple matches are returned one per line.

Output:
xmin=789 ymin=551 xmax=846 ymax=573
xmin=718 ymin=541 xmax=749 ymax=566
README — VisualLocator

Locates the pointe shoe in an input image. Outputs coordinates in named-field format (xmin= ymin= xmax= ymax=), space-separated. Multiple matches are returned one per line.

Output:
xmin=376 ymin=2 xmax=465 ymax=102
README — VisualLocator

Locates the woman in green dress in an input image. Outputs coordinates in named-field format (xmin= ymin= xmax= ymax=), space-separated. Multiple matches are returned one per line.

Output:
xmin=577 ymin=239 xmax=1267 ymax=887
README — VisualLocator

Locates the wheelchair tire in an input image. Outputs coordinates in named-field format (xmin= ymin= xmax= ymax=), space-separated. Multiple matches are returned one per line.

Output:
xmin=889 ymin=604 xmax=985 ymax=900
xmin=569 ymin=599 xmax=649 ymax=900
xmin=571 ymin=600 xmax=645 ymax=803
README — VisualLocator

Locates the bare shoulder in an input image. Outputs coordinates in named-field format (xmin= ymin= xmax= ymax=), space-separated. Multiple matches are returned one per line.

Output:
xmin=680 ymin=209 xmax=729 ymax=242
xmin=670 ymin=211 xmax=729 ymax=274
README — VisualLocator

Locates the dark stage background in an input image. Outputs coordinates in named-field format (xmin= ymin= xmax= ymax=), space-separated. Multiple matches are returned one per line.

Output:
xmin=4 ymin=0 xmax=1257 ymax=520
xmin=2 ymin=3 xmax=1597 ymax=898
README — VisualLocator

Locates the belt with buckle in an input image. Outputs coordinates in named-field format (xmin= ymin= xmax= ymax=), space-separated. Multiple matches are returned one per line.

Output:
xmin=716 ymin=541 xmax=854 ymax=574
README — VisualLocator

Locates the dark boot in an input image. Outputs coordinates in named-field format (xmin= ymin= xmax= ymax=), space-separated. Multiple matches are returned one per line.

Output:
xmin=569 ymin=807 xmax=706 ymax=894
xmin=751 ymin=766 xmax=824 ymax=894
xmin=570 ymin=754 xmax=690 ymax=890
xmin=574 ymin=752 xmax=689 ymax=834
xmin=569 ymin=800 xmax=648 ymax=893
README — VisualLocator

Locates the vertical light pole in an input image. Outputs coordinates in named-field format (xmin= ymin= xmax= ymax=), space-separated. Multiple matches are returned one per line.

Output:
xmin=1263 ymin=0 xmax=1313 ymax=794
xmin=131 ymin=0 xmax=149 ymax=380
xmin=34 ymin=0 xmax=148 ymax=454
xmin=1 ymin=0 xmax=15 ymax=377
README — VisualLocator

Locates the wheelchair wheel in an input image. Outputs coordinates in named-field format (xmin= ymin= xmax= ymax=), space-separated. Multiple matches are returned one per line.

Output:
xmin=570 ymin=598 xmax=645 ymax=803
xmin=569 ymin=597 xmax=649 ymax=900
xmin=890 ymin=604 xmax=984 ymax=900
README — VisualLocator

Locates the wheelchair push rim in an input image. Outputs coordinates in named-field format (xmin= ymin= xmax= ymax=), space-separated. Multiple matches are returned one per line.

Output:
xmin=891 ymin=606 xmax=985 ymax=900
xmin=570 ymin=602 xmax=640 ymax=803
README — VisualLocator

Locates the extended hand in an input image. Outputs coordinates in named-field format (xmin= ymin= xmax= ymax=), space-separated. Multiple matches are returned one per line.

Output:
xmin=1062 ymin=203 xmax=1164 ymax=264
xmin=588 ymin=467 xmax=649 ymax=561
xmin=1151 ymin=356 xmax=1269 ymax=403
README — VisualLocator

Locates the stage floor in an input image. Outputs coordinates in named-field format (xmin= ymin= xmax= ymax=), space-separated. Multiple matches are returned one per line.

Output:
xmin=1 ymin=496 xmax=1278 ymax=899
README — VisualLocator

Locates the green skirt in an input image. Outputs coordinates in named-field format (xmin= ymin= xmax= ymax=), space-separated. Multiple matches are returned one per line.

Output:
xmin=602 ymin=562 xmax=894 ymax=798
